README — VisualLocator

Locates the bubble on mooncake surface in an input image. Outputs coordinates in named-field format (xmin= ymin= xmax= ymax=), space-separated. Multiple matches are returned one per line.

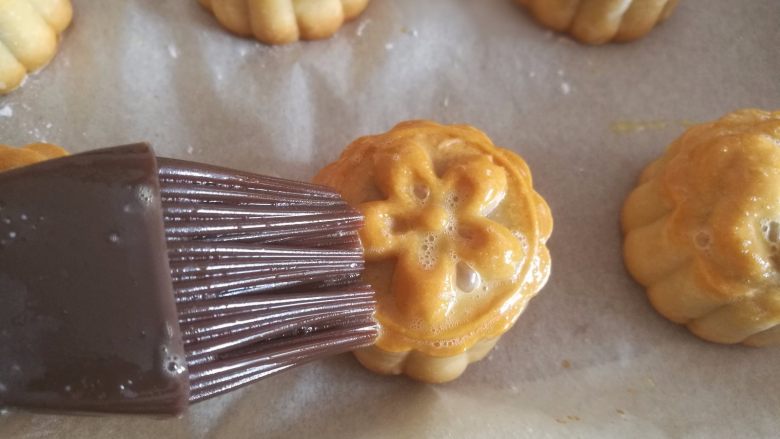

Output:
xmin=694 ymin=230 xmax=712 ymax=250
xmin=419 ymin=233 xmax=439 ymax=270
xmin=455 ymin=261 xmax=480 ymax=293
xmin=413 ymin=183 xmax=430 ymax=203
xmin=761 ymin=220 xmax=780 ymax=243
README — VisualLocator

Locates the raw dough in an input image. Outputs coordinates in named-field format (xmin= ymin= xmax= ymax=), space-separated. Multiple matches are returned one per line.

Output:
xmin=198 ymin=0 xmax=370 ymax=45
xmin=0 ymin=0 xmax=73 ymax=94
xmin=516 ymin=0 xmax=679 ymax=44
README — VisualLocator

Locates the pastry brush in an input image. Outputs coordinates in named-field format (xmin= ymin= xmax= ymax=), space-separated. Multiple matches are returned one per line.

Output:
xmin=0 ymin=143 xmax=378 ymax=415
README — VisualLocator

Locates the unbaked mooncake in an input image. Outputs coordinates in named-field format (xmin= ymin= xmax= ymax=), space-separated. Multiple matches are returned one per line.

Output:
xmin=516 ymin=0 xmax=679 ymax=44
xmin=622 ymin=109 xmax=780 ymax=347
xmin=0 ymin=0 xmax=73 ymax=94
xmin=315 ymin=121 xmax=553 ymax=382
xmin=198 ymin=0 xmax=370 ymax=45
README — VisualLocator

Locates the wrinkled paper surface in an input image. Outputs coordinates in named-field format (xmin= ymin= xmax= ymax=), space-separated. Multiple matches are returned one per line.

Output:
xmin=1 ymin=0 xmax=779 ymax=437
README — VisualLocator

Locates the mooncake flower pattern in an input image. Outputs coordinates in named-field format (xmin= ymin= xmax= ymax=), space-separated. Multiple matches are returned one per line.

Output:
xmin=359 ymin=141 xmax=526 ymax=326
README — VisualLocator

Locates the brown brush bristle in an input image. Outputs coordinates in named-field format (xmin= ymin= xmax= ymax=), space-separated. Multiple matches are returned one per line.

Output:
xmin=157 ymin=158 xmax=378 ymax=403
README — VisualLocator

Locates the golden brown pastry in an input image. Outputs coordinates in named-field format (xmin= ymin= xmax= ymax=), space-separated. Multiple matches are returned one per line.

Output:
xmin=0 ymin=0 xmax=73 ymax=94
xmin=0 ymin=142 xmax=68 ymax=171
xmin=315 ymin=121 xmax=553 ymax=382
xmin=198 ymin=0 xmax=370 ymax=45
xmin=622 ymin=109 xmax=780 ymax=347
xmin=516 ymin=0 xmax=679 ymax=44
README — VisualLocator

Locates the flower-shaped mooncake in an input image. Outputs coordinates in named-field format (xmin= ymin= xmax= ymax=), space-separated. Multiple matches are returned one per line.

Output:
xmin=622 ymin=109 xmax=780 ymax=347
xmin=0 ymin=143 xmax=68 ymax=171
xmin=0 ymin=0 xmax=73 ymax=94
xmin=515 ymin=0 xmax=679 ymax=44
xmin=315 ymin=121 xmax=553 ymax=382
xmin=198 ymin=0 xmax=370 ymax=45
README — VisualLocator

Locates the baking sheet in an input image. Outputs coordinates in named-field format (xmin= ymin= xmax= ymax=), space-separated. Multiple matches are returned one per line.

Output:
xmin=1 ymin=0 xmax=779 ymax=437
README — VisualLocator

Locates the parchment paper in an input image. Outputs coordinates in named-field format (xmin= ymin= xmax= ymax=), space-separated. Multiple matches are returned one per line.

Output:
xmin=1 ymin=0 xmax=779 ymax=437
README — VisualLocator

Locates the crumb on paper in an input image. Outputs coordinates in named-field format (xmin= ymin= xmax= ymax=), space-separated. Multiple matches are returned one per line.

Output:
xmin=356 ymin=19 xmax=371 ymax=37
xmin=560 ymin=82 xmax=571 ymax=95
xmin=0 ymin=105 xmax=12 ymax=118
xmin=611 ymin=120 xmax=669 ymax=134
xmin=401 ymin=26 xmax=418 ymax=37
xmin=186 ymin=145 xmax=195 ymax=155
xmin=443 ymin=96 xmax=449 ymax=107
xmin=27 ymin=127 xmax=46 ymax=142
xmin=616 ymin=409 xmax=626 ymax=415
xmin=561 ymin=359 xmax=571 ymax=369
xmin=168 ymin=44 xmax=179 ymax=59
xmin=385 ymin=43 xmax=394 ymax=50
xmin=554 ymin=416 xmax=581 ymax=424
xmin=45 ymin=122 xmax=52 ymax=129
